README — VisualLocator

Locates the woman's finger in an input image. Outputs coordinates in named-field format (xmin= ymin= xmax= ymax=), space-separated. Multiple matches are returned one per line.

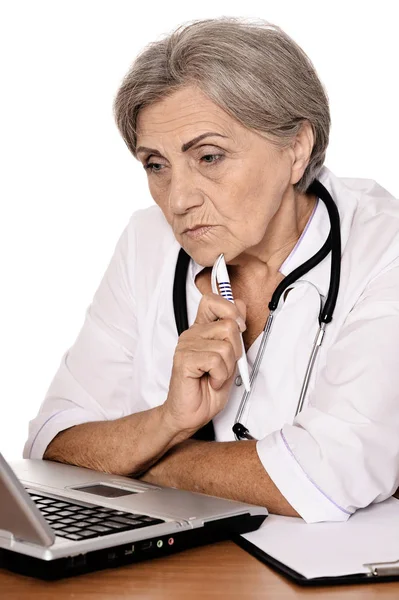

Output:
xmin=194 ymin=292 xmax=247 ymax=331
xmin=181 ymin=318 xmax=243 ymax=362
xmin=174 ymin=343 xmax=236 ymax=391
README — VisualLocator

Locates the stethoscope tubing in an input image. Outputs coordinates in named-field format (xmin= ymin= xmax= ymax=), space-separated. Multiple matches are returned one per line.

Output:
xmin=232 ymin=180 xmax=342 ymax=440
xmin=234 ymin=311 xmax=276 ymax=430
xmin=172 ymin=179 xmax=342 ymax=442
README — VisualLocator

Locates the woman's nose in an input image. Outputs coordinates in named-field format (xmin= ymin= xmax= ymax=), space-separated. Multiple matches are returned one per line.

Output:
xmin=168 ymin=169 xmax=204 ymax=214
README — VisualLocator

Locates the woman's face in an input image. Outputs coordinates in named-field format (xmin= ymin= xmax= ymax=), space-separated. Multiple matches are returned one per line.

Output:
xmin=136 ymin=85 xmax=305 ymax=269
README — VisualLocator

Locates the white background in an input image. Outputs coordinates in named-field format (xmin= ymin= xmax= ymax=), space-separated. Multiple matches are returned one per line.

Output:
xmin=1 ymin=1 xmax=398 ymax=460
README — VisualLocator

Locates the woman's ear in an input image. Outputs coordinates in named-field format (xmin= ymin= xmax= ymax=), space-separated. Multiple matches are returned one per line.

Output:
xmin=289 ymin=120 xmax=315 ymax=185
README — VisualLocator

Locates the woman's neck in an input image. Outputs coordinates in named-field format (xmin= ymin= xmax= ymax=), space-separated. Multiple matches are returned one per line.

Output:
xmin=227 ymin=190 xmax=317 ymax=287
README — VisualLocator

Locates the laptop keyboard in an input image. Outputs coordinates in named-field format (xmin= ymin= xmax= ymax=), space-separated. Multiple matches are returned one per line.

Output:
xmin=28 ymin=492 xmax=165 ymax=541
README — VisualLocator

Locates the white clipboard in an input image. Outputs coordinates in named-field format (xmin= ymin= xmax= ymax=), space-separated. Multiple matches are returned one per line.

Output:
xmin=236 ymin=497 xmax=399 ymax=586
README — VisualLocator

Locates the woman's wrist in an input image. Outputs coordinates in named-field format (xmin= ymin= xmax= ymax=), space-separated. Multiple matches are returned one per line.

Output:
xmin=157 ymin=402 xmax=198 ymax=450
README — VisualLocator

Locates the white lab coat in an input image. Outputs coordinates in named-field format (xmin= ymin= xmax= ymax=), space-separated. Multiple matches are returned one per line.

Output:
xmin=24 ymin=166 xmax=399 ymax=523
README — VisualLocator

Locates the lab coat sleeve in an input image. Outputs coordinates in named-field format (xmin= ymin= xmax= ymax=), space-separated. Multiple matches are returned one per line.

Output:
xmin=24 ymin=214 xmax=140 ymax=460
xmin=257 ymin=262 xmax=399 ymax=523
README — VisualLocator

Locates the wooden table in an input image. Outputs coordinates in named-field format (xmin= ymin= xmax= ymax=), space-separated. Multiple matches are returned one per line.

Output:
xmin=1 ymin=540 xmax=398 ymax=599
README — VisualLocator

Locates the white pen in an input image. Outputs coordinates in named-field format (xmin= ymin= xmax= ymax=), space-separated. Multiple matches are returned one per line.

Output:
xmin=211 ymin=254 xmax=251 ymax=392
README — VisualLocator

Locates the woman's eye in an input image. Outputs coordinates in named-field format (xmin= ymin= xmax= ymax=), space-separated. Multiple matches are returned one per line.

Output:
xmin=143 ymin=162 xmax=164 ymax=173
xmin=143 ymin=154 xmax=223 ymax=174
xmin=201 ymin=154 xmax=223 ymax=165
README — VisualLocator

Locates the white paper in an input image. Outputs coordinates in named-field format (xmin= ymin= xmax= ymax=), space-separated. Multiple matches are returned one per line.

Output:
xmin=242 ymin=497 xmax=399 ymax=579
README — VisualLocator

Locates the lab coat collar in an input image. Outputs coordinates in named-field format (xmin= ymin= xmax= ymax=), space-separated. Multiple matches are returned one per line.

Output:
xmin=189 ymin=166 xmax=360 ymax=299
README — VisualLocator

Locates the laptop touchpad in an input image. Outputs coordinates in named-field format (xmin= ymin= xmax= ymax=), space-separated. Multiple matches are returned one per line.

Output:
xmin=72 ymin=484 xmax=137 ymax=498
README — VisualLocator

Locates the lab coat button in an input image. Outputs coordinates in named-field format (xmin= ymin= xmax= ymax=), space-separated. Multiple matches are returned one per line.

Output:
xmin=235 ymin=375 xmax=242 ymax=386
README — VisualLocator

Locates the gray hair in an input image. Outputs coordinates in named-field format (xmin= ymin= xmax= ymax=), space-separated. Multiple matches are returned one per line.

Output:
xmin=113 ymin=17 xmax=330 ymax=194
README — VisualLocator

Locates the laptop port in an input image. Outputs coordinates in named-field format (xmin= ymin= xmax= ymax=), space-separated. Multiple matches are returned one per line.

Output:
xmin=67 ymin=554 xmax=86 ymax=569
xmin=141 ymin=540 xmax=153 ymax=551
xmin=124 ymin=544 xmax=135 ymax=556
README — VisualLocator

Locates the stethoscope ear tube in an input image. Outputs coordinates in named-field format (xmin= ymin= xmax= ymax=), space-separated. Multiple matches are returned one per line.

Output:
xmin=295 ymin=321 xmax=327 ymax=416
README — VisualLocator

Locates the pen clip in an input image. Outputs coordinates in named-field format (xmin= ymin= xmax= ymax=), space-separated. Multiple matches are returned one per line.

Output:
xmin=211 ymin=253 xmax=226 ymax=296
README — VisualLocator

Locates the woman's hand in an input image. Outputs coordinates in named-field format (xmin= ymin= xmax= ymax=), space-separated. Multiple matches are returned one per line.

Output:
xmin=162 ymin=292 xmax=247 ymax=438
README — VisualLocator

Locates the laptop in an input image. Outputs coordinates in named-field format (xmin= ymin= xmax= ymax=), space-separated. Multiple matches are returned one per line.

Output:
xmin=0 ymin=453 xmax=267 ymax=579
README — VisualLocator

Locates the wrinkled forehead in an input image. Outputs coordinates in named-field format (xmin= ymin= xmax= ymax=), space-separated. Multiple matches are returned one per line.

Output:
xmin=136 ymin=86 xmax=241 ymax=146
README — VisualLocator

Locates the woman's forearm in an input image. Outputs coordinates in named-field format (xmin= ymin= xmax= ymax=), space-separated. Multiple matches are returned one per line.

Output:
xmin=140 ymin=439 xmax=299 ymax=517
xmin=43 ymin=405 xmax=189 ymax=476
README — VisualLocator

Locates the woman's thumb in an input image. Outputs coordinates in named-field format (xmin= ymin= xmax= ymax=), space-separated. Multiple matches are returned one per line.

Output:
xmin=235 ymin=298 xmax=247 ymax=327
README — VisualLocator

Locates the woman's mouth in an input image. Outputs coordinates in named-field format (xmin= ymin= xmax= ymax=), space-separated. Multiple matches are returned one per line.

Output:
xmin=184 ymin=226 xmax=214 ymax=239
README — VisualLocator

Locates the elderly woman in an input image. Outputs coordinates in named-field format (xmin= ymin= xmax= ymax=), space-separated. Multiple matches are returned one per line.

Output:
xmin=24 ymin=18 xmax=399 ymax=523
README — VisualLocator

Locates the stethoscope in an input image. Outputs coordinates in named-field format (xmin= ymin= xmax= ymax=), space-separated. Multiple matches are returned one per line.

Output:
xmin=172 ymin=179 xmax=341 ymax=442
